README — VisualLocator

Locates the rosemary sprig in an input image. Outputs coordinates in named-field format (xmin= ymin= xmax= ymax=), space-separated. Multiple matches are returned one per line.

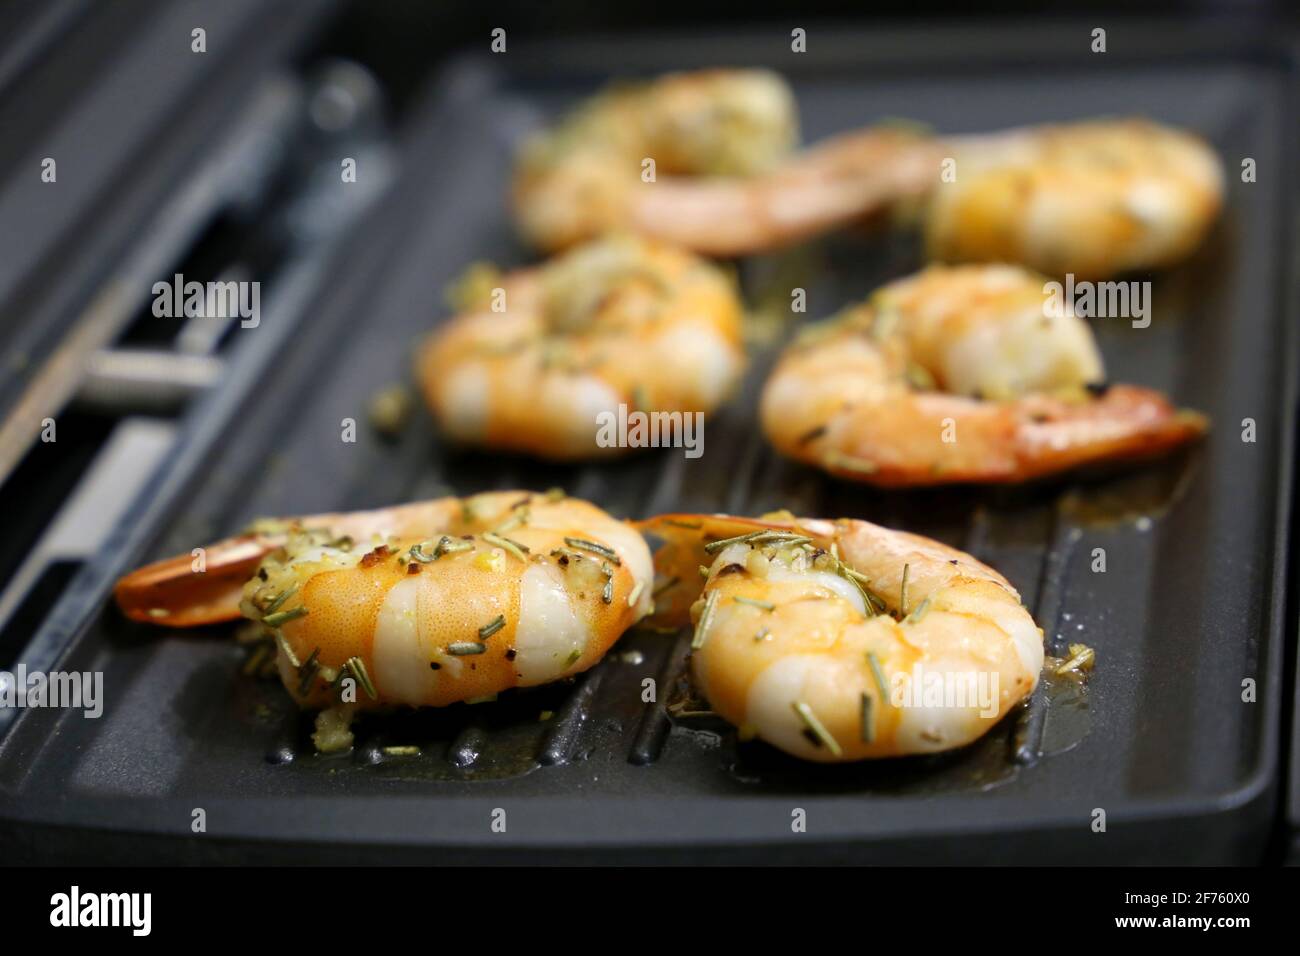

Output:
xmin=903 ymin=594 xmax=933 ymax=625
xmin=792 ymin=700 xmax=843 ymax=757
xmin=275 ymin=632 xmax=300 ymax=669
xmin=447 ymin=641 xmax=487 ymax=656
xmin=345 ymin=656 xmax=378 ymax=700
xmin=838 ymin=564 xmax=877 ymax=616
xmin=262 ymin=585 xmax=297 ymax=616
xmin=434 ymin=535 xmax=473 ymax=558
xmin=1056 ymin=643 xmax=1096 ymax=676
xmin=691 ymin=590 xmax=720 ymax=649
xmin=482 ymin=532 xmax=529 ymax=563
xmin=867 ymin=651 xmax=889 ymax=702
xmin=263 ymin=606 xmax=308 ymax=629
xmin=564 ymin=537 xmax=620 ymax=565
xmin=702 ymin=529 xmax=811 ymax=555
xmin=297 ymin=648 xmax=321 ymax=696
xmin=860 ymin=693 xmax=875 ymax=743
xmin=701 ymin=530 xmax=762 ymax=554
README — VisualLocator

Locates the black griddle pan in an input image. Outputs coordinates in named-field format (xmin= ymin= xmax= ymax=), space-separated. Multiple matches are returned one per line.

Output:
xmin=1 ymin=21 xmax=1295 ymax=864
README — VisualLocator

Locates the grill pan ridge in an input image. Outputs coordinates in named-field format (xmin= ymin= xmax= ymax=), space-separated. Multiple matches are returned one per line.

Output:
xmin=0 ymin=22 xmax=1294 ymax=864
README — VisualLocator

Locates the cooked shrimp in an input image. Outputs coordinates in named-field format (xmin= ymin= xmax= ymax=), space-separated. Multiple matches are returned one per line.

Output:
xmin=513 ymin=68 xmax=939 ymax=256
xmin=761 ymin=264 xmax=1207 ymax=486
xmin=518 ymin=72 xmax=1221 ymax=275
xmin=417 ymin=235 xmax=746 ymax=459
xmin=638 ymin=512 xmax=1043 ymax=761
xmin=115 ymin=491 xmax=654 ymax=738
xmin=513 ymin=69 xmax=797 ymax=252
xmin=927 ymin=119 xmax=1224 ymax=280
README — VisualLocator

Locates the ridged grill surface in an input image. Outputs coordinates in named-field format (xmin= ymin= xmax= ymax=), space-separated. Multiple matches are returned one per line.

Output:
xmin=0 ymin=31 xmax=1289 ymax=863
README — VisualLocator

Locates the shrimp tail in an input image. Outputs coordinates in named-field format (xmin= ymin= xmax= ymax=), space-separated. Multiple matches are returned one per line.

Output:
xmin=113 ymin=496 xmax=466 ymax=628
xmin=113 ymin=534 xmax=282 ymax=626
xmin=628 ymin=128 xmax=940 ymax=256
xmin=1009 ymin=385 xmax=1208 ymax=482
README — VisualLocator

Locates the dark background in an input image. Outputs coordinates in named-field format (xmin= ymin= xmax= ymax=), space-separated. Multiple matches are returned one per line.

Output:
xmin=324 ymin=0 xmax=1300 ymax=108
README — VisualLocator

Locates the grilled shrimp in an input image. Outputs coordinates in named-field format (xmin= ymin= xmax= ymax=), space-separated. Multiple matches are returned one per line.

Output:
xmin=114 ymin=491 xmax=654 ymax=729
xmin=417 ymin=235 xmax=746 ymax=459
xmin=927 ymin=119 xmax=1224 ymax=280
xmin=517 ymin=70 xmax=1221 ymax=276
xmin=639 ymin=512 xmax=1043 ymax=761
xmin=761 ymin=264 xmax=1207 ymax=486
xmin=513 ymin=68 xmax=938 ymax=256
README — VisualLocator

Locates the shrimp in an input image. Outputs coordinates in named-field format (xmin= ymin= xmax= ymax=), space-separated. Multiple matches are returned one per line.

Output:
xmin=416 ymin=235 xmax=746 ymax=459
xmin=638 ymin=512 xmax=1043 ymax=761
xmin=760 ymin=264 xmax=1207 ymax=486
xmin=114 ymin=491 xmax=654 ymax=743
xmin=926 ymin=119 xmax=1225 ymax=280
xmin=512 ymin=68 xmax=939 ymax=256
xmin=518 ymin=70 xmax=1221 ymax=277
xmin=513 ymin=69 xmax=801 ymax=252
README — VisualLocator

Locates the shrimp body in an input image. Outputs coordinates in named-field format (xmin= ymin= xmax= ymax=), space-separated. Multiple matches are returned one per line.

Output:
xmin=116 ymin=492 xmax=653 ymax=715
xmin=513 ymin=69 xmax=942 ymax=256
xmin=244 ymin=492 xmax=652 ymax=712
xmin=513 ymin=69 xmax=800 ymax=252
xmin=761 ymin=264 xmax=1206 ymax=486
xmin=639 ymin=513 xmax=1042 ymax=761
xmin=417 ymin=236 xmax=746 ymax=459
xmin=929 ymin=120 xmax=1224 ymax=280
xmin=517 ymin=70 xmax=1220 ymax=273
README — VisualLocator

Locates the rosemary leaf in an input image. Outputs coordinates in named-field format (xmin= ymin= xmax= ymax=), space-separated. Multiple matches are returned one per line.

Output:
xmin=263 ymin=606 xmax=308 ymax=629
xmin=447 ymin=641 xmax=487 ymax=656
xmin=692 ymin=590 xmax=720 ymax=650
xmin=867 ymin=651 xmax=889 ymax=702
xmin=792 ymin=700 xmax=843 ymax=757
xmin=564 ymin=537 xmax=620 ymax=564
xmin=345 ymin=656 xmax=378 ymax=700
